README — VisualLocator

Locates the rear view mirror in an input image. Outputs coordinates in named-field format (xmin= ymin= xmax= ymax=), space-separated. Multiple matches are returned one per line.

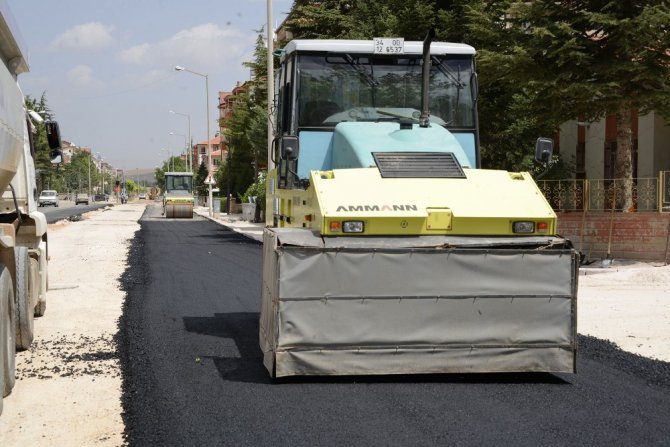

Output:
xmin=534 ymin=137 xmax=554 ymax=180
xmin=280 ymin=136 xmax=299 ymax=160
xmin=45 ymin=120 xmax=63 ymax=164
xmin=534 ymin=137 xmax=553 ymax=165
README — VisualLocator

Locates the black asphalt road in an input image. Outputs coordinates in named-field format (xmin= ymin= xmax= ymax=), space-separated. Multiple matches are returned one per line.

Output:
xmin=118 ymin=205 xmax=670 ymax=447
xmin=41 ymin=202 xmax=110 ymax=223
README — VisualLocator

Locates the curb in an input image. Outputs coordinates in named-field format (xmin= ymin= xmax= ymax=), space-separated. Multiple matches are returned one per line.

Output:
xmin=193 ymin=207 xmax=264 ymax=242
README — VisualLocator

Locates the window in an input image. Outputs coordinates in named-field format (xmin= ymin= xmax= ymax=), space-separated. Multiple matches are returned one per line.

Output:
xmin=296 ymin=53 xmax=476 ymax=129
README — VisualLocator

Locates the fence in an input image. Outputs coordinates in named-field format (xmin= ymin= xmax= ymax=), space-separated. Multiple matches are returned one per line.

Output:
xmin=537 ymin=171 xmax=670 ymax=213
xmin=537 ymin=171 xmax=670 ymax=262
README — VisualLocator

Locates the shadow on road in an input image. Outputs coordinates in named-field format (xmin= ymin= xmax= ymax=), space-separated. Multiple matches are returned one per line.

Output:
xmin=196 ymin=231 xmax=261 ymax=245
xmin=183 ymin=312 xmax=272 ymax=384
xmin=183 ymin=312 xmax=571 ymax=386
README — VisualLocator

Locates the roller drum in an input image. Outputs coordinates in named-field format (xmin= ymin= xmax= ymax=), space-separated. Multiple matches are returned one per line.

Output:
xmin=165 ymin=203 xmax=193 ymax=218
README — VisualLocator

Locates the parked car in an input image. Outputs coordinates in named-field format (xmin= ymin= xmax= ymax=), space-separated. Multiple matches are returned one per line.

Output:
xmin=75 ymin=193 xmax=89 ymax=205
xmin=38 ymin=190 xmax=59 ymax=207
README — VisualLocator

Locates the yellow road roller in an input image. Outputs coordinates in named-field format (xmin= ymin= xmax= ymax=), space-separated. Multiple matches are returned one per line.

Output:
xmin=163 ymin=172 xmax=194 ymax=218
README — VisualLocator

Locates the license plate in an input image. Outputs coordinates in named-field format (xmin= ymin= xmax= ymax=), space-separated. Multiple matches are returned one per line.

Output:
xmin=374 ymin=38 xmax=404 ymax=54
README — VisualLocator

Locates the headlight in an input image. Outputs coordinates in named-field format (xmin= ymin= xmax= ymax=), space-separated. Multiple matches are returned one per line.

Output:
xmin=512 ymin=221 xmax=535 ymax=233
xmin=342 ymin=221 xmax=364 ymax=233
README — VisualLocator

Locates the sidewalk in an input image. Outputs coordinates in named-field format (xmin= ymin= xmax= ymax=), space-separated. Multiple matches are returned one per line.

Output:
xmin=193 ymin=206 xmax=265 ymax=242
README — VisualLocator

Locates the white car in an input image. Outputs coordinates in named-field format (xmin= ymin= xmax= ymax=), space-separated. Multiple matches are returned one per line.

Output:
xmin=38 ymin=190 xmax=59 ymax=207
xmin=75 ymin=193 xmax=90 ymax=205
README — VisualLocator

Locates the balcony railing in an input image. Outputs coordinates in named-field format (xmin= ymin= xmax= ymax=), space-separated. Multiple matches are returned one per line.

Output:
xmin=537 ymin=171 xmax=670 ymax=212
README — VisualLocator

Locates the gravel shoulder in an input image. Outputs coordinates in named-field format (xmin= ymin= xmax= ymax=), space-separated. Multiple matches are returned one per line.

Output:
xmin=0 ymin=204 xmax=144 ymax=446
xmin=578 ymin=260 xmax=670 ymax=362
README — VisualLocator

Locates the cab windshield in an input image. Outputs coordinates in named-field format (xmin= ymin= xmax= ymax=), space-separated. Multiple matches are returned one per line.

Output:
xmin=297 ymin=53 xmax=476 ymax=128
xmin=165 ymin=175 xmax=193 ymax=193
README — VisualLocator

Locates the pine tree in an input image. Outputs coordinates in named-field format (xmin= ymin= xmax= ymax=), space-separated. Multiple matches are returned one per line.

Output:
xmin=25 ymin=92 xmax=56 ymax=191
xmin=195 ymin=161 xmax=209 ymax=197
xmin=220 ymin=30 xmax=270 ymax=199
xmin=487 ymin=1 xmax=670 ymax=209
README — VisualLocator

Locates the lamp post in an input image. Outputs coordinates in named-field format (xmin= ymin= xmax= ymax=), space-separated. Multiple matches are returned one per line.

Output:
xmin=169 ymin=132 xmax=187 ymax=170
xmin=97 ymin=153 xmax=104 ymax=197
xmin=267 ymin=0 xmax=275 ymax=172
xmin=175 ymin=65 xmax=213 ymax=216
xmin=88 ymin=152 xmax=91 ymax=197
xmin=170 ymin=110 xmax=192 ymax=172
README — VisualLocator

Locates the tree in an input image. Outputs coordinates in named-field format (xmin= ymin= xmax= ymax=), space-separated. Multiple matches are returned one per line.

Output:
xmin=283 ymin=0 xmax=356 ymax=39
xmin=62 ymin=151 xmax=97 ymax=194
xmin=219 ymin=31 xmax=270 ymax=200
xmin=194 ymin=161 xmax=209 ymax=197
xmin=281 ymin=1 xmax=566 ymax=172
xmin=25 ymin=92 xmax=57 ymax=192
xmin=483 ymin=1 xmax=670 ymax=209
xmin=122 ymin=179 xmax=134 ymax=194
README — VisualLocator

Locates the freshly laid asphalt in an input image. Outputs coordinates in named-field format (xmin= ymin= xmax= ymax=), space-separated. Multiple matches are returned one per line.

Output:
xmin=117 ymin=204 xmax=670 ymax=447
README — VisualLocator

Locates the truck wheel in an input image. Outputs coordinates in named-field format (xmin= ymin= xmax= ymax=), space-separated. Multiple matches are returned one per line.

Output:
xmin=1 ymin=265 xmax=16 ymax=397
xmin=15 ymin=247 xmax=34 ymax=350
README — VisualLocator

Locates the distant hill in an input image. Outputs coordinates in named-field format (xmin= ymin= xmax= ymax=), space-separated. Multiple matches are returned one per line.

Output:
xmin=123 ymin=169 xmax=157 ymax=187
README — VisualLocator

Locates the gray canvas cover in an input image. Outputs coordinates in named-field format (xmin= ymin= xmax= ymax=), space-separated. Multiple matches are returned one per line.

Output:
xmin=259 ymin=229 xmax=578 ymax=377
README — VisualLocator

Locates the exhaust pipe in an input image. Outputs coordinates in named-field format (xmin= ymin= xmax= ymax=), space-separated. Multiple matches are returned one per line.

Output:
xmin=419 ymin=29 xmax=435 ymax=128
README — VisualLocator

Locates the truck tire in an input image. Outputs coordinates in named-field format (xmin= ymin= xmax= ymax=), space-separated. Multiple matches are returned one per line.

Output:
xmin=15 ymin=247 xmax=34 ymax=350
xmin=1 ymin=265 xmax=16 ymax=398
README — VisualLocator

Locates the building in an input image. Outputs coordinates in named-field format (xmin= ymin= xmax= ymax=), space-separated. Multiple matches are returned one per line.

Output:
xmin=193 ymin=135 xmax=226 ymax=175
xmin=558 ymin=112 xmax=670 ymax=182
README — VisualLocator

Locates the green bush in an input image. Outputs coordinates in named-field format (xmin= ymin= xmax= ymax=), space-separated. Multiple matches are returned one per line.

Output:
xmin=241 ymin=172 xmax=266 ymax=213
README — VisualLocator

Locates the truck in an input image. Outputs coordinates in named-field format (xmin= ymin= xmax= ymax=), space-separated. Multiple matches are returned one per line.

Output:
xmin=259 ymin=35 xmax=579 ymax=377
xmin=162 ymin=172 xmax=194 ymax=218
xmin=0 ymin=3 xmax=62 ymax=413
xmin=148 ymin=186 xmax=161 ymax=201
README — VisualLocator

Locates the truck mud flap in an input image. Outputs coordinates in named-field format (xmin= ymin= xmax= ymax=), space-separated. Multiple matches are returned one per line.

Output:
xmin=259 ymin=228 xmax=578 ymax=377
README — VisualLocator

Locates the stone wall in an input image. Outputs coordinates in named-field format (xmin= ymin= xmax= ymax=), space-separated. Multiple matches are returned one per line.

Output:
xmin=556 ymin=212 xmax=670 ymax=262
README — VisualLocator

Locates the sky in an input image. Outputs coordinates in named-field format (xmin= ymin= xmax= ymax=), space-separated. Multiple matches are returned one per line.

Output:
xmin=7 ymin=0 xmax=291 ymax=171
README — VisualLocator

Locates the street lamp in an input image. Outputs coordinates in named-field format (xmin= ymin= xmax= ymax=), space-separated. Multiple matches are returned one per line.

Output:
xmin=97 ymin=153 xmax=105 ymax=197
xmin=175 ymin=65 xmax=213 ymax=216
xmin=170 ymin=110 xmax=192 ymax=172
xmin=169 ymin=132 xmax=187 ymax=170
xmin=87 ymin=151 xmax=91 ymax=197
xmin=266 ymin=0 xmax=275 ymax=172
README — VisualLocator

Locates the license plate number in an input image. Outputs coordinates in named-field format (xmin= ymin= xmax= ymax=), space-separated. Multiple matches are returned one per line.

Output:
xmin=374 ymin=38 xmax=404 ymax=54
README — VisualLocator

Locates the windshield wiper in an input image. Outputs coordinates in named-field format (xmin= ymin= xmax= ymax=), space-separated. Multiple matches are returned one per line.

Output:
xmin=431 ymin=56 xmax=466 ymax=89
xmin=344 ymin=54 xmax=379 ymax=87
xmin=375 ymin=108 xmax=419 ymax=122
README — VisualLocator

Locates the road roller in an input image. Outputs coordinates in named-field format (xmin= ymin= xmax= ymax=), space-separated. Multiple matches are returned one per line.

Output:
xmin=163 ymin=172 xmax=194 ymax=218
